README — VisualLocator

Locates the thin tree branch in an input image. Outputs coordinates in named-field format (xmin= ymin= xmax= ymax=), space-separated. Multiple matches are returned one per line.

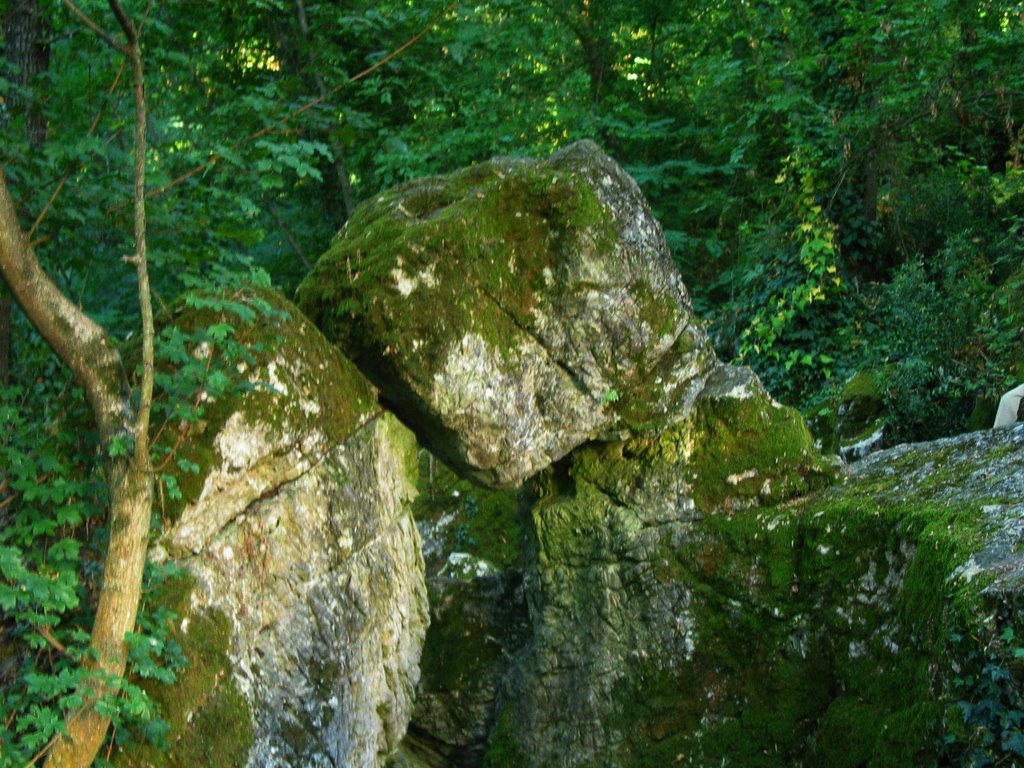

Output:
xmin=37 ymin=5 xmax=155 ymax=766
xmin=131 ymin=0 xmax=458 ymax=205
xmin=60 ymin=0 xmax=124 ymax=52
xmin=34 ymin=624 xmax=68 ymax=655
xmin=28 ymin=2 xmax=155 ymax=237
xmin=106 ymin=0 xmax=154 ymax=468
xmin=28 ymin=58 xmax=127 ymax=240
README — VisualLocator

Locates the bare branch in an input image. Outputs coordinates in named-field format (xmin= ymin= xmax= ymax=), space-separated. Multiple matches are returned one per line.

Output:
xmin=107 ymin=0 xmax=136 ymax=43
xmin=60 ymin=0 xmax=124 ymax=52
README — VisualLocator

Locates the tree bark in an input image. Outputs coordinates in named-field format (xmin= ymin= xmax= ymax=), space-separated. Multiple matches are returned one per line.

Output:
xmin=560 ymin=0 xmax=615 ymax=103
xmin=2 ymin=0 xmax=52 ymax=387
xmin=0 ymin=165 xmax=152 ymax=768
xmin=0 ymin=172 xmax=129 ymax=436
xmin=44 ymin=462 xmax=152 ymax=768
xmin=3 ymin=0 xmax=51 ymax=146
xmin=2 ymin=2 xmax=155 ymax=764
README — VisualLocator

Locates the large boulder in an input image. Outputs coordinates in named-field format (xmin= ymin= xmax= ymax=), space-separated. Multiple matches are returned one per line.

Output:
xmin=118 ymin=290 xmax=428 ymax=768
xmin=383 ymin=367 xmax=835 ymax=768
xmin=434 ymin=423 xmax=1024 ymax=767
xmin=483 ymin=369 xmax=837 ymax=766
xmin=297 ymin=140 xmax=716 ymax=488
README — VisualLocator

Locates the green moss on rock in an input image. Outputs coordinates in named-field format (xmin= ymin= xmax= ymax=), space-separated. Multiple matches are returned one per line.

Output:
xmin=297 ymin=160 xmax=614 ymax=369
xmin=595 ymin=495 xmax=993 ymax=767
xmin=297 ymin=140 xmax=720 ymax=488
xmin=806 ymin=369 xmax=889 ymax=458
xmin=113 ymin=575 xmax=252 ymax=768
xmin=482 ymin=705 xmax=532 ymax=768
xmin=687 ymin=384 xmax=835 ymax=510
xmin=413 ymin=451 xmax=525 ymax=573
xmin=155 ymin=287 xmax=377 ymax=525
xmin=487 ymin=420 xmax=1021 ymax=766
xmin=567 ymin=372 xmax=835 ymax=517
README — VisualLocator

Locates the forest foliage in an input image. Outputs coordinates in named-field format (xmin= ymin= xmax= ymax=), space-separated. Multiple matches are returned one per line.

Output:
xmin=1 ymin=0 xmax=1023 ymax=764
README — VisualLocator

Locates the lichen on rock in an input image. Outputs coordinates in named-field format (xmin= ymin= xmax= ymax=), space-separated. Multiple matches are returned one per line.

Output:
xmin=122 ymin=290 xmax=428 ymax=768
xmin=297 ymin=140 xmax=717 ymax=488
xmin=476 ymin=424 xmax=1024 ymax=767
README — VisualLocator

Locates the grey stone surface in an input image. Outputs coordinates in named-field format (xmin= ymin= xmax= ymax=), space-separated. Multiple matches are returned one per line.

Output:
xmin=298 ymin=140 xmax=717 ymax=488
xmin=158 ymin=296 xmax=428 ymax=768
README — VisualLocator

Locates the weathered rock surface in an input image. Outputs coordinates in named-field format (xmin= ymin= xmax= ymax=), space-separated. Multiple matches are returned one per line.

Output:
xmin=285 ymin=143 xmax=1024 ymax=767
xmin=484 ymin=367 xmax=838 ymax=766
xmin=123 ymin=291 xmax=428 ymax=768
xmin=422 ymin=422 xmax=1024 ymax=767
xmin=809 ymin=369 xmax=888 ymax=461
xmin=297 ymin=140 xmax=717 ymax=488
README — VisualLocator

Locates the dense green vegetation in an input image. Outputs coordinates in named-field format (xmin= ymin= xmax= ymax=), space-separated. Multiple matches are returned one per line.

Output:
xmin=1 ymin=0 xmax=1022 ymax=764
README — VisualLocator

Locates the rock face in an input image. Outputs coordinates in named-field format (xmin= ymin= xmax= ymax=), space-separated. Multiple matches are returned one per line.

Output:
xmin=406 ymin=423 xmax=1024 ymax=767
xmin=297 ymin=140 xmax=716 ymax=488
xmin=123 ymin=291 xmax=428 ymax=768
xmin=282 ymin=143 xmax=1024 ymax=767
xmin=485 ymin=370 xmax=838 ymax=767
xmin=810 ymin=369 xmax=888 ymax=461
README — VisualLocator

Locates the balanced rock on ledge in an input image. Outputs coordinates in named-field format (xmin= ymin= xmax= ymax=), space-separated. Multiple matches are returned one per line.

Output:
xmin=298 ymin=140 xmax=717 ymax=488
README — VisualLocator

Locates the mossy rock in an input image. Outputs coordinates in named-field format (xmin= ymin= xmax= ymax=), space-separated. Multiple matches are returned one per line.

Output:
xmin=478 ymin=416 xmax=1024 ymax=766
xmin=157 ymin=287 xmax=378 ymax=556
xmin=838 ymin=370 xmax=885 ymax=435
xmin=138 ymin=290 xmax=428 ymax=767
xmin=568 ymin=364 xmax=836 ymax=517
xmin=113 ymin=575 xmax=253 ymax=768
xmin=298 ymin=140 xmax=717 ymax=488
xmin=808 ymin=369 xmax=889 ymax=460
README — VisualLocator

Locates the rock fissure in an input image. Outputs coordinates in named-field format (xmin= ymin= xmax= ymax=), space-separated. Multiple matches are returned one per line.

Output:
xmin=476 ymin=285 xmax=594 ymax=403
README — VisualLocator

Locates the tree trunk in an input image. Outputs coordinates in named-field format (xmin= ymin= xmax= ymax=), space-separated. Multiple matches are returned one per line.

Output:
xmin=1 ymin=2 xmax=154 ymax=763
xmin=0 ymin=167 xmax=152 ymax=768
xmin=570 ymin=15 xmax=613 ymax=102
xmin=293 ymin=0 xmax=356 ymax=225
xmin=0 ymin=172 xmax=129 ymax=436
xmin=3 ymin=0 xmax=51 ymax=146
xmin=2 ymin=0 xmax=52 ymax=386
xmin=45 ymin=462 xmax=152 ymax=768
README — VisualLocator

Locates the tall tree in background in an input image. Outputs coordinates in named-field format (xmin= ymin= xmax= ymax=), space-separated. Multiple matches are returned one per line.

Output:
xmin=1 ymin=0 xmax=50 ymax=386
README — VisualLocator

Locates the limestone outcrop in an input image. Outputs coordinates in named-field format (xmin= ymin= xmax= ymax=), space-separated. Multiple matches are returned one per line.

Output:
xmin=402 ymin=422 xmax=1024 ymax=767
xmin=121 ymin=291 xmax=428 ymax=768
xmin=283 ymin=144 xmax=1024 ymax=767
xmin=137 ymin=144 xmax=1024 ymax=768
xmin=297 ymin=140 xmax=717 ymax=488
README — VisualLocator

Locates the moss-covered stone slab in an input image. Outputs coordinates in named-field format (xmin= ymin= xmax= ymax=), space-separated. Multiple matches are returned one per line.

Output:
xmin=477 ymin=424 xmax=1024 ymax=767
xmin=159 ymin=289 xmax=377 ymax=556
xmin=129 ymin=291 xmax=428 ymax=768
xmin=297 ymin=140 xmax=717 ymax=488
